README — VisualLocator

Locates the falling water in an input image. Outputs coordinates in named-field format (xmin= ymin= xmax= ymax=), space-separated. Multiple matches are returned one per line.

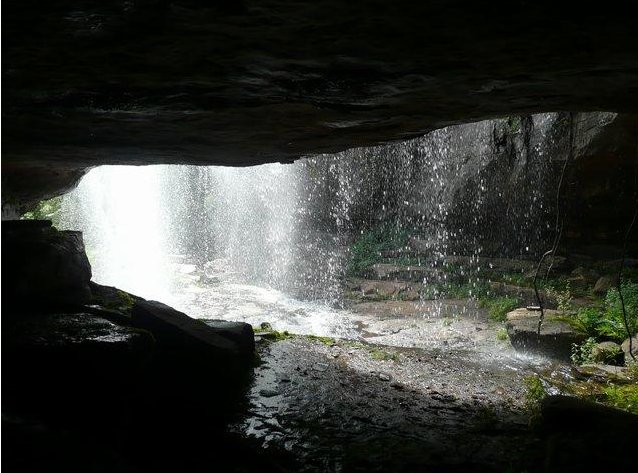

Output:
xmin=57 ymin=166 xmax=172 ymax=300
xmin=55 ymin=113 xmax=560 ymax=337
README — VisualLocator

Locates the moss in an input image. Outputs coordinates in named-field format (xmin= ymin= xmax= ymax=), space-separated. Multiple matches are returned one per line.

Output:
xmin=305 ymin=335 xmax=337 ymax=346
xmin=369 ymin=348 xmax=399 ymax=361
xmin=253 ymin=323 xmax=293 ymax=342
xmin=505 ymin=116 xmax=522 ymax=134
xmin=117 ymin=290 xmax=135 ymax=310
xmin=342 ymin=340 xmax=399 ymax=361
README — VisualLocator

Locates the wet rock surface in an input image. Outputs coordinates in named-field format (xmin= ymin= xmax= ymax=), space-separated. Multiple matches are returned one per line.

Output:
xmin=1 ymin=220 xmax=92 ymax=308
xmin=235 ymin=335 xmax=544 ymax=472
xmin=132 ymin=299 xmax=255 ymax=364
xmin=506 ymin=308 xmax=587 ymax=362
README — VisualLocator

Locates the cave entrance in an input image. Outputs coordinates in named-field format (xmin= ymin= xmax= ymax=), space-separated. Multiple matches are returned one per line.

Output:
xmin=16 ymin=111 xmax=638 ymax=472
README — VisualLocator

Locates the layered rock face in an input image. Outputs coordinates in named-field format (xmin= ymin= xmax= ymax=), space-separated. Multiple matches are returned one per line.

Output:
xmin=298 ymin=112 xmax=638 ymax=256
xmin=3 ymin=1 xmax=638 ymax=208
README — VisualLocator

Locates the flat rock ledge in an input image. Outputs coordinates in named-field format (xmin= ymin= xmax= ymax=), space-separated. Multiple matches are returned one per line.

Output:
xmin=505 ymin=308 xmax=587 ymax=361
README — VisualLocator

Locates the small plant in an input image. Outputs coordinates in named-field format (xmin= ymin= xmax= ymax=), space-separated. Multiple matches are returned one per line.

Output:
xmin=601 ymin=384 xmax=638 ymax=415
xmin=570 ymin=337 xmax=597 ymax=365
xmin=523 ymin=375 xmax=547 ymax=424
xmin=571 ymin=307 xmax=603 ymax=336
xmin=600 ymin=283 xmax=638 ymax=341
xmin=479 ymin=296 xmax=520 ymax=322
xmin=253 ymin=322 xmax=293 ymax=342
xmin=546 ymin=282 xmax=574 ymax=312
xmin=496 ymin=327 xmax=509 ymax=341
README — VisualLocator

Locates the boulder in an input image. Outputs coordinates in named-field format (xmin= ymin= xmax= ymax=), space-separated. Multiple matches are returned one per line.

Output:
xmin=621 ymin=335 xmax=638 ymax=359
xmin=592 ymin=341 xmax=624 ymax=366
xmin=567 ymin=267 xmax=600 ymax=288
xmin=539 ymin=395 xmax=638 ymax=472
xmin=505 ymin=308 xmax=587 ymax=361
xmin=131 ymin=300 xmax=254 ymax=364
xmin=202 ymin=319 xmax=256 ymax=356
xmin=488 ymin=282 xmax=558 ymax=309
xmin=592 ymin=274 xmax=618 ymax=296
xmin=1 ymin=220 xmax=92 ymax=309
xmin=2 ymin=311 xmax=155 ymax=424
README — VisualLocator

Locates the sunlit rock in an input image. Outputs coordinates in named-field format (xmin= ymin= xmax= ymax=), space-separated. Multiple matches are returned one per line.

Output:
xmin=505 ymin=308 xmax=587 ymax=361
xmin=592 ymin=341 xmax=625 ymax=366
xmin=621 ymin=335 xmax=638 ymax=359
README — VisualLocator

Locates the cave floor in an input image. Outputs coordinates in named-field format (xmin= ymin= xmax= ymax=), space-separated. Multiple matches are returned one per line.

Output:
xmin=232 ymin=326 xmax=550 ymax=473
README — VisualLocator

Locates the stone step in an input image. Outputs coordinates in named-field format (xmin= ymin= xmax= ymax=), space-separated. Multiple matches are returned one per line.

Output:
xmin=505 ymin=308 xmax=587 ymax=361
xmin=346 ymin=278 xmax=423 ymax=301
xmin=363 ymin=263 xmax=444 ymax=283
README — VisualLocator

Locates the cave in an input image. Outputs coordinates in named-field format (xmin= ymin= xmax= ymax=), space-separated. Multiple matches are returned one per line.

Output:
xmin=2 ymin=2 xmax=638 ymax=472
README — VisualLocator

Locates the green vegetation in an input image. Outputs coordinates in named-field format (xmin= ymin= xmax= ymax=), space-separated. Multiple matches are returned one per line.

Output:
xmin=546 ymin=282 xmax=574 ymax=312
xmin=305 ymin=335 xmax=337 ymax=346
xmin=117 ymin=290 xmax=135 ymax=310
xmin=496 ymin=327 xmax=509 ymax=341
xmin=479 ymin=296 xmax=520 ymax=322
xmin=342 ymin=340 xmax=399 ymax=361
xmin=560 ymin=283 xmax=638 ymax=342
xmin=21 ymin=197 xmax=63 ymax=222
xmin=92 ymin=289 xmax=136 ymax=313
xmin=570 ymin=337 xmax=597 ymax=365
xmin=504 ymin=116 xmax=522 ymax=134
xmin=600 ymin=283 xmax=638 ymax=340
xmin=253 ymin=322 xmax=293 ymax=341
xmin=601 ymin=384 xmax=638 ymax=415
xmin=369 ymin=347 xmax=399 ymax=361
xmin=420 ymin=281 xmax=489 ymax=300
xmin=523 ymin=375 xmax=547 ymax=424
xmin=347 ymin=225 xmax=410 ymax=275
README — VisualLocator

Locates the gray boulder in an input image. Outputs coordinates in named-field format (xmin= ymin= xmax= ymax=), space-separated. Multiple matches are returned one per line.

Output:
xmin=2 ymin=220 xmax=92 ymax=309
xmin=592 ymin=275 xmax=618 ymax=296
xmin=540 ymin=395 xmax=638 ymax=472
xmin=621 ymin=335 xmax=638 ymax=359
xmin=592 ymin=341 xmax=624 ymax=366
xmin=505 ymin=308 xmax=587 ymax=361
xmin=131 ymin=300 xmax=254 ymax=364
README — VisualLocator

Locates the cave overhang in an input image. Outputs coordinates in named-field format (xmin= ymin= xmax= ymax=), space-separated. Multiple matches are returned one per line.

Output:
xmin=3 ymin=0 xmax=638 ymax=208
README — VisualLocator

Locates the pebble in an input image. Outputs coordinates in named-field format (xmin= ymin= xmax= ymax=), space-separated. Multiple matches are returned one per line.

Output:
xmin=378 ymin=373 xmax=392 ymax=382
xmin=259 ymin=388 xmax=280 ymax=398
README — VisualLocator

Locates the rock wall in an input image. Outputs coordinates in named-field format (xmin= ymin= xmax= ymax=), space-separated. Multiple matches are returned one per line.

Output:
xmin=299 ymin=112 xmax=638 ymax=257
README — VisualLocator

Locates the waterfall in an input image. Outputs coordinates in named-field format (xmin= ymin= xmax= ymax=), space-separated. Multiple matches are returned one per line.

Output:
xmin=55 ymin=114 xmax=557 ymax=331
xmin=57 ymin=166 xmax=172 ymax=300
